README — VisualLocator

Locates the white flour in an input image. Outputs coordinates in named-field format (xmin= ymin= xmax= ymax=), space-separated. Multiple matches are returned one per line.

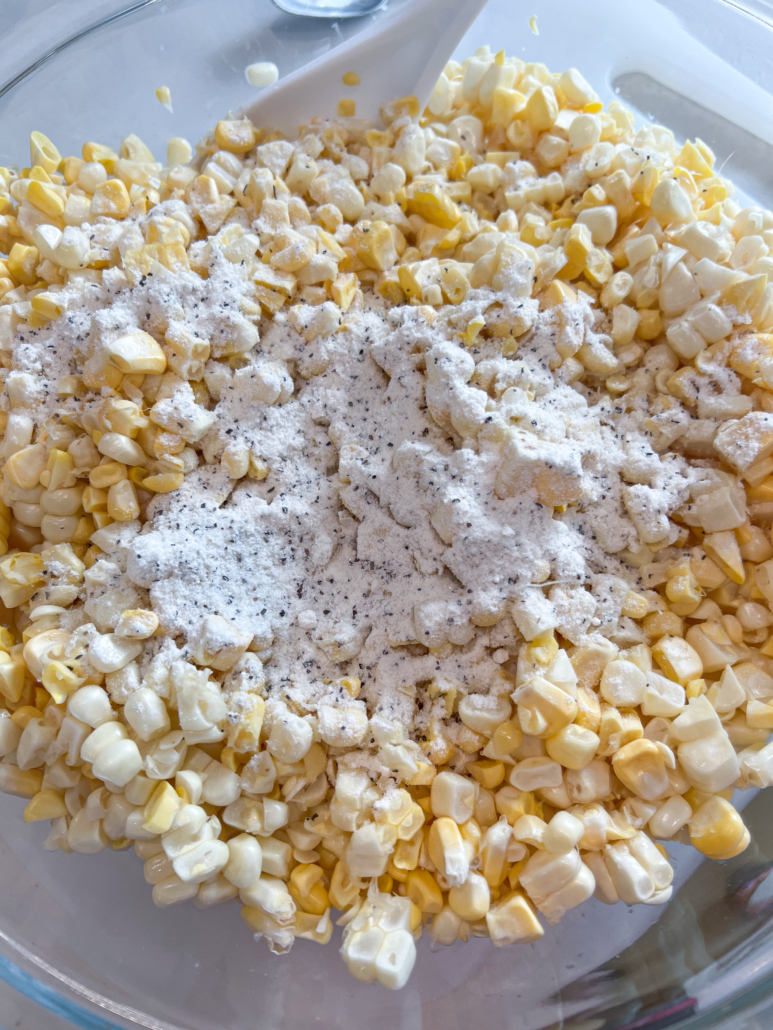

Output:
xmin=7 ymin=228 xmax=698 ymax=740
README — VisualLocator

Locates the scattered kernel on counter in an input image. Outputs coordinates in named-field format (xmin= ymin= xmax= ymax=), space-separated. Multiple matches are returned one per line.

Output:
xmin=0 ymin=41 xmax=772 ymax=991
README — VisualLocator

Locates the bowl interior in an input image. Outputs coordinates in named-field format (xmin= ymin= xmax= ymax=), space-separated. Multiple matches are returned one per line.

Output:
xmin=1 ymin=1 xmax=773 ymax=1027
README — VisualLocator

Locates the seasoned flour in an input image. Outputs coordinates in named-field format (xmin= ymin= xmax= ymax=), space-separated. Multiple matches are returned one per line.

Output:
xmin=22 ymin=259 xmax=692 ymax=729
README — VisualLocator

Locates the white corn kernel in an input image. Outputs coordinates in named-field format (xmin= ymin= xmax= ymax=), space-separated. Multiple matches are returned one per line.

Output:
xmin=600 ymin=659 xmax=646 ymax=707
xmin=152 ymin=874 xmax=200 ymax=908
xmin=427 ymin=816 xmax=469 ymax=887
xmin=91 ymin=738 xmax=144 ymax=787
xmin=195 ymin=876 xmax=238 ymax=908
xmin=172 ymin=839 xmax=230 ymax=884
xmin=670 ymin=694 xmax=721 ymax=741
xmin=677 ymin=732 xmax=740 ymax=793
xmin=224 ymin=834 xmax=263 ymax=888
xmin=345 ymin=822 xmax=390 ymax=879
xmin=430 ymin=770 xmax=476 ymax=823
xmin=650 ymin=179 xmax=693 ymax=225
xmin=80 ymin=720 xmax=128 ymax=764
xmin=258 ymin=835 xmax=293 ymax=878
xmin=569 ymin=114 xmax=601 ymax=152
xmin=448 ymin=871 xmax=491 ymax=921
xmin=124 ymin=687 xmax=171 ymax=741
xmin=577 ymin=205 xmax=617 ymax=246
xmin=510 ymin=756 xmax=563 ymax=791
xmin=543 ymin=811 xmax=584 ymax=853
xmin=240 ymin=875 xmax=295 ymax=924
xmin=67 ymin=685 xmax=115 ymax=728
xmin=200 ymin=761 xmax=241 ymax=806
xmin=67 ymin=808 xmax=108 ymax=854
xmin=266 ymin=706 xmax=313 ymax=763
xmin=89 ymin=633 xmax=143 ymax=674
xmin=458 ymin=694 xmax=511 ymax=734
xmin=649 ymin=795 xmax=692 ymax=839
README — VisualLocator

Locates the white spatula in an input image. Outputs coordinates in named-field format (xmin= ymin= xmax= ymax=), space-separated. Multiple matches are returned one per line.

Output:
xmin=243 ymin=0 xmax=490 ymax=137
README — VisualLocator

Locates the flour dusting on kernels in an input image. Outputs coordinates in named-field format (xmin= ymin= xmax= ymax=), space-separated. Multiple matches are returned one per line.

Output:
xmin=1 ymin=44 xmax=773 ymax=989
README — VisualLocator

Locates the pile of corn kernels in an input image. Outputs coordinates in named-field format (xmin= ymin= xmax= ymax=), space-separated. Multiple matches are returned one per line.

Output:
xmin=0 ymin=45 xmax=773 ymax=990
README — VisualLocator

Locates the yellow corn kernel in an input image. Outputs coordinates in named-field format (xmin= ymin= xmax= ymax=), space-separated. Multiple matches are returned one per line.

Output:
xmin=488 ymin=86 xmax=526 ymax=127
xmin=214 ymin=119 xmax=257 ymax=154
xmin=7 ymin=243 xmax=40 ymax=286
xmin=105 ymin=331 xmax=167 ymax=374
xmin=597 ymin=705 xmax=643 ymax=756
xmin=558 ymin=222 xmax=593 ymax=280
xmin=328 ymin=860 xmax=361 ymax=909
xmin=89 ymin=462 xmax=128 ymax=490
xmin=291 ymin=879 xmax=329 ymax=916
xmin=82 ymin=142 xmax=118 ymax=169
xmin=612 ymin=738 xmax=669 ymax=801
xmin=689 ymin=796 xmax=749 ymax=859
xmin=546 ymin=724 xmax=600 ymax=770
xmin=652 ymin=635 xmax=703 ymax=685
xmin=643 ymin=610 xmax=684 ymax=642
xmin=0 ymin=767 xmax=44 ymax=799
xmin=342 ymin=71 xmax=360 ymax=86
xmin=541 ymin=280 xmax=577 ymax=310
xmin=143 ymin=781 xmax=181 ymax=834
xmin=142 ymin=472 xmax=184 ymax=493
xmin=227 ymin=696 xmax=265 ymax=753
xmin=721 ymin=274 xmax=768 ymax=319
xmin=387 ymin=839 xmax=417 ymax=876
xmin=0 ymin=552 xmax=46 ymax=609
xmin=330 ymin=272 xmax=359 ymax=312
xmin=406 ymin=868 xmax=443 ymax=913
xmin=379 ymin=95 xmax=420 ymax=125
xmin=409 ymin=762 xmax=436 ymax=788
xmin=406 ymin=182 xmax=461 ymax=229
xmin=42 ymin=660 xmax=86 ymax=704
xmin=678 ymin=672 xmax=706 ymax=700
xmin=377 ymin=872 xmax=394 ymax=894
xmin=468 ymin=759 xmax=506 ymax=789
xmin=676 ymin=140 xmax=713 ymax=178
xmin=352 ymin=220 xmax=397 ymax=272
xmin=637 ymin=308 xmax=663 ymax=340
xmin=30 ymin=132 xmax=62 ymax=174
xmin=621 ymin=591 xmax=649 ymax=619
xmin=494 ymin=785 xmax=536 ymax=824
xmin=23 ymin=788 xmax=68 ymax=823
xmin=62 ymin=156 xmax=84 ymax=184
xmin=11 ymin=706 xmax=44 ymax=730
xmin=91 ymin=178 xmax=131 ymax=219
xmin=525 ymin=85 xmax=559 ymax=131
xmin=703 ymin=531 xmax=745 ymax=585
xmin=0 ymin=655 xmax=27 ymax=703
xmin=30 ymin=292 xmax=65 ymax=323
xmin=26 ymin=180 xmax=65 ymax=218
xmin=293 ymin=909 xmax=333 ymax=944
xmin=506 ymin=857 xmax=528 ymax=889
xmin=486 ymin=890 xmax=544 ymax=945
xmin=515 ymin=677 xmax=577 ymax=738
xmin=746 ymin=699 xmax=773 ymax=729
xmin=290 ymin=863 xmax=325 ymax=898
xmin=107 ymin=479 xmax=140 ymax=521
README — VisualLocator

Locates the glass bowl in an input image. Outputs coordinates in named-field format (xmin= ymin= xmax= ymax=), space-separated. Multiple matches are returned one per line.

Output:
xmin=2 ymin=1 xmax=773 ymax=1027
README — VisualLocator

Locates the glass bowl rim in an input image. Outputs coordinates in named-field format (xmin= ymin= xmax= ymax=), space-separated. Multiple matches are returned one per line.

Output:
xmin=2 ymin=0 xmax=773 ymax=1026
